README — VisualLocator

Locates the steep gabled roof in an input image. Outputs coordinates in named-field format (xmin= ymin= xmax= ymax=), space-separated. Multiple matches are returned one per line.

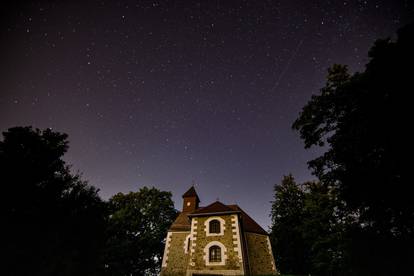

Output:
xmin=188 ymin=201 xmax=268 ymax=235
xmin=169 ymin=189 xmax=268 ymax=235
xmin=188 ymin=201 xmax=239 ymax=216
xmin=228 ymin=205 xmax=268 ymax=235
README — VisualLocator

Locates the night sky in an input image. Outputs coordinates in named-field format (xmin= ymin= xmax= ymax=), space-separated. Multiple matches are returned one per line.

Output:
xmin=1 ymin=0 xmax=412 ymax=229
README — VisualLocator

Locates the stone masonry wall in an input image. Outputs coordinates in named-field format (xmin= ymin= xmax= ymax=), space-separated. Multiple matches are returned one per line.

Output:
xmin=187 ymin=215 xmax=244 ymax=275
xmin=245 ymin=232 xmax=277 ymax=275
xmin=161 ymin=231 xmax=190 ymax=276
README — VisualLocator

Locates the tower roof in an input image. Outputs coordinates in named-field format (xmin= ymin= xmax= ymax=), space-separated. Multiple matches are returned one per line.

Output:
xmin=182 ymin=186 xmax=199 ymax=201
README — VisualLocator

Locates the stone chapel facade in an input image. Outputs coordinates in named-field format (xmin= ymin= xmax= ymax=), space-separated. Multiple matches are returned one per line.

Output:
xmin=160 ymin=186 xmax=277 ymax=276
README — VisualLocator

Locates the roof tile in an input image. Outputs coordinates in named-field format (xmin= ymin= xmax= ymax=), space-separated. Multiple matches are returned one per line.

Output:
xmin=169 ymin=201 xmax=268 ymax=235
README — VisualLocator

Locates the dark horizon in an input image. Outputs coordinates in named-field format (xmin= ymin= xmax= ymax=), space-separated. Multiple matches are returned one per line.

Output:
xmin=1 ymin=0 xmax=412 ymax=228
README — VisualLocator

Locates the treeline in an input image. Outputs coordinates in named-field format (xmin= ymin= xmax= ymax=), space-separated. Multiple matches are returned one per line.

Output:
xmin=269 ymin=23 xmax=413 ymax=275
xmin=1 ymin=126 xmax=177 ymax=276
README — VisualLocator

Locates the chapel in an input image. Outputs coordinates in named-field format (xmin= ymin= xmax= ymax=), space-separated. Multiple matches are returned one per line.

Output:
xmin=160 ymin=186 xmax=277 ymax=276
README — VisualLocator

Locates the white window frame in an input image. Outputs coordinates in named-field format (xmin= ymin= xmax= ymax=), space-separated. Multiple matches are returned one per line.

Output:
xmin=203 ymin=241 xmax=227 ymax=266
xmin=204 ymin=216 xmax=225 ymax=236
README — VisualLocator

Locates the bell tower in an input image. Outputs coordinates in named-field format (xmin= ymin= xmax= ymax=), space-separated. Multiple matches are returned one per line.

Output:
xmin=182 ymin=186 xmax=200 ymax=212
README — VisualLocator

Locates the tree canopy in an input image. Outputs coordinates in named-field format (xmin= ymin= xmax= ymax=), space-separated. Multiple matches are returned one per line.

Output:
xmin=2 ymin=126 xmax=179 ymax=275
xmin=270 ymin=175 xmax=307 ymax=274
xmin=292 ymin=23 xmax=414 ymax=275
xmin=270 ymin=175 xmax=346 ymax=276
xmin=104 ymin=187 xmax=177 ymax=276
xmin=1 ymin=126 xmax=107 ymax=276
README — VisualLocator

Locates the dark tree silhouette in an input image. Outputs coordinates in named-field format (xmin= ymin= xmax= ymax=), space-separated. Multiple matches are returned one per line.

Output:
xmin=270 ymin=175 xmax=347 ymax=276
xmin=293 ymin=23 xmax=414 ymax=275
xmin=1 ymin=126 xmax=107 ymax=276
xmin=104 ymin=187 xmax=177 ymax=276
xmin=301 ymin=181 xmax=347 ymax=276
xmin=270 ymin=175 xmax=308 ymax=275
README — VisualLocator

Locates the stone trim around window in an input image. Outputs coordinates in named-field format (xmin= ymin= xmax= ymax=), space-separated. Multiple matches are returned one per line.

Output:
xmin=203 ymin=241 xmax=227 ymax=266
xmin=204 ymin=216 xmax=225 ymax=236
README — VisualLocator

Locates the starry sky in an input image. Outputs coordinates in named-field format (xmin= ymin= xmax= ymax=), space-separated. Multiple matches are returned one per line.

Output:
xmin=1 ymin=0 xmax=412 ymax=229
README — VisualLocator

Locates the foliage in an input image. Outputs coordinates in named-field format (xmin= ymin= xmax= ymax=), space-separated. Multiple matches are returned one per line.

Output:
xmin=104 ymin=187 xmax=177 ymax=276
xmin=1 ymin=126 xmax=107 ymax=276
xmin=270 ymin=175 xmax=347 ymax=276
xmin=301 ymin=181 xmax=348 ymax=276
xmin=292 ymin=23 xmax=414 ymax=275
xmin=270 ymin=175 xmax=308 ymax=274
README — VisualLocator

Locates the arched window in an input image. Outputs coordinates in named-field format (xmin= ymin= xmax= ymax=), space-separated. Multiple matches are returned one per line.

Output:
xmin=184 ymin=234 xmax=191 ymax=254
xmin=209 ymin=219 xmax=220 ymax=234
xmin=204 ymin=241 xmax=226 ymax=265
xmin=209 ymin=245 xmax=221 ymax=262
xmin=204 ymin=217 xmax=225 ymax=236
